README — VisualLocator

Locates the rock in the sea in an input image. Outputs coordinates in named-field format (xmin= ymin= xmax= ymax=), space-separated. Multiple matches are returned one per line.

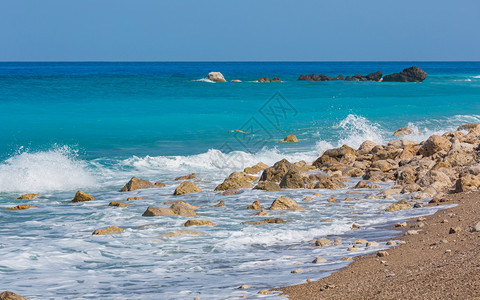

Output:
xmin=260 ymin=159 xmax=293 ymax=182
xmin=279 ymin=169 xmax=305 ymax=189
xmin=206 ymin=72 xmax=227 ymax=82
xmin=253 ymin=181 xmax=282 ymax=192
xmin=175 ymin=173 xmax=196 ymax=181
xmin=269 ymin=197 xmax=304 ymax=210
xmin=241 ymin=218 xmax=285 ymax=225
xmin=120 ymin=177 xmax=154 ymax=192
xmin=92 ymin=226 xmax=125 ymax=235
xmin=17 ymin=193 xmax=39 ymax=200
xmin=327 ymin=196 xmax=338 ymax=203
xmin=386 ymin=200 xmax=412 ymax=212
xmin=382 ymin=66 xmax=427 ymax=82
xmin=213 ymin=200 xmax=225 ymax=207
xmin=72 ymin=190 xmax=95 ymax=202
xmin=174 ymin=181 xmax=202 ymax=195
xmin=160 ymin=230 xmax=203 ymax=238
xmin=419 ymin=135 xmax=452 ymax=157
xmin=8 ymin=204 xmax=34 ymax=210
xmin=154 ymin=182 xmax=166 ymax=187
xmin=247 ymin=200 xmax=261 ymax=210
xmin=315 ymin=238 xmax=331 ymax=247
xmin=297 ymin=74 xmax=343 ymax=81
xmin=366 ymin=71 xmax=382 ymax=81
xmin=142 ymin=202 xmax=197 ymax=217
xmin=280 ymin=134 xmax=298 ymax=143
xmin=312 ymin=257 xmax=327 ymax=263
xmin=184 ymin=220 xmax=215 ymax=227
xmin=244 ymin=162 xmax=269 ymax=174
xmin=257 ymin=77 xmax=281 ymax=83
xmin=127 ymin=196 xmax=145 ymax=201
xmin=108 ymin=201 xmax=132 ymax=207
xmin=249 ymin=209 xmax=269 ymax=216
xmin=214 ymin=172 xmax=255 ymax=191
xmin=0 ymin=291 xmax=26 ymax=300
xmin=393 ymin=127 xmax=415 ymax=136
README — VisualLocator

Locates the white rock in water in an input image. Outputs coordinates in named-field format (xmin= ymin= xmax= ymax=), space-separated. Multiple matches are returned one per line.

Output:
xmin=206 ymin=72 xmax=226 ymax=82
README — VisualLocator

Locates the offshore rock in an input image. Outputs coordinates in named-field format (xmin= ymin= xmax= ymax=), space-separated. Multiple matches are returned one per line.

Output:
xmin=383 ymin=66 xmax=427 ymax=82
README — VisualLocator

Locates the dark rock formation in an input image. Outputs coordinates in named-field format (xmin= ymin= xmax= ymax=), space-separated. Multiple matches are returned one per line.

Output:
xmin=366 ymin=71 xmax=383 ymax=81
xmin=297 ymin=74 xmax=343 ymax=81
xmin=383 ymin=66 xmax=427 ymax=82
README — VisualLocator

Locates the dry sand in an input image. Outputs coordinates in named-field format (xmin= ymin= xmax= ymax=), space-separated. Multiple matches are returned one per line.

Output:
xmin=277 ymin=190 xmax=480 ymax=299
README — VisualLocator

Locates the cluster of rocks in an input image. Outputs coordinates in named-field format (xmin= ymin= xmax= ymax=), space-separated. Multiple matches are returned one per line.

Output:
xmin=205 ymin=72 xmax=281 ymax=83
xmin=297 ymin=67 xmax=427 ymax=82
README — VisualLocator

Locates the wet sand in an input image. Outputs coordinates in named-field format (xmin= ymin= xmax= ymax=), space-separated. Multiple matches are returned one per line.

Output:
xmin=277 ymin=190 xmax=480 ymax=299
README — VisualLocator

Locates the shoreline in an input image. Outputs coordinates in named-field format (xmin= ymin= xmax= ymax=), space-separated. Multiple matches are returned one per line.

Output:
xmin=276 ymin=190 xmax=480 ymax=299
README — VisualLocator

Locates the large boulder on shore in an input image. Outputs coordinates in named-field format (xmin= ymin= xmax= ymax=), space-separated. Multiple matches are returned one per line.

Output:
xmin=174 ymin=181 xmax=202 ymax=195
xmin=120 ymin=177 xmax=154 ymax=192
xmin=206 ymin=72 xmax=226 ymax=82
xmin=279 ymin=169 xmax=305 ymax=189
xmin=383 ymin=66 xmax=427 ymax=82
xmin=214 ymin=172 xmax=255 ymax=191
xmin=244 ymin=162 xmax=269 ymax=174
xmin=142 ymin=202 xmax=197 ymax=217
xmin=419 ymin=135 xmax=452 ymax=157
xmin=260 ymin=159 xmax=293 ymax=182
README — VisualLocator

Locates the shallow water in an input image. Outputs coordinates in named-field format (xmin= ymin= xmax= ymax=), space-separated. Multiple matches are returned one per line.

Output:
xmin=0 ymin=62 xmax=479 ymax=299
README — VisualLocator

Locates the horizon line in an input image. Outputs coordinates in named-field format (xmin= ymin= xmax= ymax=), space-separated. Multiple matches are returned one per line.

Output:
xmin=1 ymin=60 xmax=480 ymax=63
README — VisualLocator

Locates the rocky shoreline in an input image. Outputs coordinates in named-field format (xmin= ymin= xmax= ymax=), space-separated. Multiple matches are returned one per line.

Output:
xmin=4 ymin=122 xmax=480 ymax=298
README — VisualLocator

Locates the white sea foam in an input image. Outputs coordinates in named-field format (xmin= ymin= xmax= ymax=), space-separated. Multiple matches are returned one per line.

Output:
xmin=0 ymin=146 xmax=98 ymax=193
xmin=472 ymin=75 xmax=480 ymax=79
xmin=193 ymin=78 xmax=215 ymax=83
xmin=335 ymin=114 xmax=385 ymax=148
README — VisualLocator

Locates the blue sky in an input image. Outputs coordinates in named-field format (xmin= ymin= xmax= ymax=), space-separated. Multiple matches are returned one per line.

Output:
xmin=1 ymin=0 xmax=479 ymax=61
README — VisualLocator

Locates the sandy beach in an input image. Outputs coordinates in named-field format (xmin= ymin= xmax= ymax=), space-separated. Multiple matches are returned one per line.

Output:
xmin=278 ymin=190 xmax=480 ymax=299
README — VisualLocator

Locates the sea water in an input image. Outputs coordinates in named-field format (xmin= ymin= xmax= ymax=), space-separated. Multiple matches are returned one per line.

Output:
xmin=0 ymin=62 xmax=479 ymax=299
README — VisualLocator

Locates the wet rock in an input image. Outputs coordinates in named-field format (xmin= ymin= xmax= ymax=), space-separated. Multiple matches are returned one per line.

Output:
xmin=163 ymin=201 xmax=198 ymax=210
xmin=314 ymin=177 xmax=347 ymax=190
xmin=142 ymin=202 xmax=197 ymax=217
xmin=353 ymin=181 xmax=380 ymax=189
xmin=347 ymin=246 xmax=359 ymax=251
xmin=269 ymin=197 xmax=304 ymax=210
xmin=184 ymin=220 xmax=215 ymax=227
xmin=366 ymin=71 xmax=382 ymax=81
xmin=238 ymin=284 xmax=250 ymax=289
xmin=241 ymin=218 xmax=285 ymax=225
xmin=258 ymin=290 xmax=273 ymax=295
xmin=160 ymin=230 xmax=203 ymax=238
xmin=247 ymin=200 xmax=261 ymax=210
xmin=0 ymin=291 xmax=26 ymax=300
xmin=341 ymin=257 xmax=353 ymax=261
xmin=382 ymin=66 xmax=427 ymax=82
xmin=386 ymin=241 xmax=397 ymax=245
xmin=8 ymin=204 xmax=34 ymax=210
xmin=108 ymin=201 xmax=132 ymax=207
xmin=280 ymin=134 xmax=298 ymax=143
xmin=315 ymin=238 xmax=331 ymax=247
xmin=291 ymin=268 xmax=303 ymax=274
xmin=127 ymin=196 xmax=145 ymax=201
xmin=353 ymin=239 xmax=368 ymax=244
xmin=312 ymin=257 xmax=327 ymax=263
xmin=393 ymin=127 xmax=415 ymax=136
xmin=213 ymin=200 xmax=225 ymax=207
xmin=17 ymin=193 xmax=39 ymax=200
xmin=279 ymin=169 xmax=305 ymax=189
xmin=419 ymin=135 xmax=452 ymax=157
xmin=92 ymin=226 xmax=125 ymax=235
xmin=174 ymin=181 xmax=202 ymax=195
xmin=395 ymin=222 xmax=407 ymax=227
xmin=253 ymin=181 xmax=281 ymax=192
xmin=154 ymin=182 xmax=166 ymax=187
xmin=244 ymin=162 xmax=269 ymax=174
xmin=249 ymin=209 xmax=268 ymax=216
xmin=303 ymin=196 xmax=313 ymax=202
xmin=327 ymin=196 xmax=338 ymax=203
xmin=352 ymin=224 xmax=361 ymax=230
xmin=386 ymin=200 xmax=412 ymax=212
xmin=175 ymin=173 xmax=196 ymax=181
xmin=260 ymin=159 xmax=293 ymax=182
xmin=357 ymin=140 xmax=377 ymax=155
xmin=206 ymin=72 xmax=227 ymax=82
xmin=221 ymin=189 xmax=242 ymax=195
xmin=215 ymin=172 xmax=256 ymax=191
xmin=120 ymin=177 xmax=154 ymax=192
xmin=72 ymin=190 xmax=95 ymax=202
xmin=366 ymin=241 xmax=379 ymax=247
xmin=313 ymin=145 xmax=356 ymax=167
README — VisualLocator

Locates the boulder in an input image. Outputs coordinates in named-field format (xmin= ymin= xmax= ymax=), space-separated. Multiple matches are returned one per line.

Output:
xmin=342 ymin=167 xmax=365 ymax=177
xmin=253 ymin=181 xmax=282 ymax=192
xmin=357 ymin=140 xmax=377 ymax=155
xmin=269 ymin=197 xmax=304 ymax=210
xmin=395 ymin=166 xmax=417 ymax=185
xmin=315 ymin=238 xmax=331 ymax=247
xmin=327 ymin=196 xmax=338 ymax=203
xmin=417 ymin=170 xmax=452 ymax=191
xmin=382 ymin=66 xmax=427 ymax=82
xmin=370 ymin=160 xmax=396 ymax=172
xmin=454 ymin=174 xmax=480 ymax=193
xmin=259 ymin=159 xmax=293 ymax=182
xmin=312 ymin=257 xmax=327 ymax=263
xmin=215 ymin=178 xmax=253 ymax=191
xmin=249 ymin=209 xmax=269 ymax=216
xmin=313 ymin=145 xmax=356 ymax=167
xmin=160 ymin=230 xmax=203 ymax=238
xmin=257 ymin=77 xmax=270 ymax=82
xmin=244 ymin=162 xmax=269 ymax=174
xmin=280 ymin=134 xmax=298 ymax=143
xmin=314 ymin=177 xmax=346 ymax=190
xmin=458 ymin=124 xmax=480 ymax=132
xmin=174 ymin=181 xmax=202 ymax=195
xmin=142 ymin=202 xmax=197 ymax=217
xmin=72 ymin=190 xmax=95 ymax=202
xmin=0 ymin=291 xmax=26 ymax=300
xmin=120 ymin=177 xmax=154 ymax=192
xmin=206 ymin=72 xmax=227 ymax=82
xmin=241 ymin=218 xmax=285 ymax=225
xmin=108 ymin=201 xmax=132 ymax=207
xmin=92 ymin=226 xmax=125 ymax=235
xmin=279 ymin=169 xmax=305 ymax=189
xmin=353 ymin=181 xmax=380 ymax=189
xmin=184 ymin=220 xmax=215 ymax=227
xmin=8 ymin=204 xmax=34 ymax=210
xmin=393 ymin=127 xmax=415 ymax=136
xmin=419 ymin=135 xmax=452 ymax=157
xmin=175 ymin=173 xmax=196 ymax=181
xmin=297 ymin=74 xmax=343 ymax=81
xmin=366 ymin=71 xmax=382 ymax=81
xmin=386 ymin=200 xmax=412 ymax=212
xmin=154 ymin=182 xmax=166 ymax=187
xmin=17 ymin=193 xmax=39 ymax=200
xmin=270 ymin=77 xmax=281 ymax=82
xmin=247 ymin=200 xmax=261 ymax=210
xmin=214 ymin=200 xmax=225 ymax=207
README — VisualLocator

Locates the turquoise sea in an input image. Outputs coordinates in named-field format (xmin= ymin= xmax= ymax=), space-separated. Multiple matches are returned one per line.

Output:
xmin=0 ymin=62 xmax=479 ymax=299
